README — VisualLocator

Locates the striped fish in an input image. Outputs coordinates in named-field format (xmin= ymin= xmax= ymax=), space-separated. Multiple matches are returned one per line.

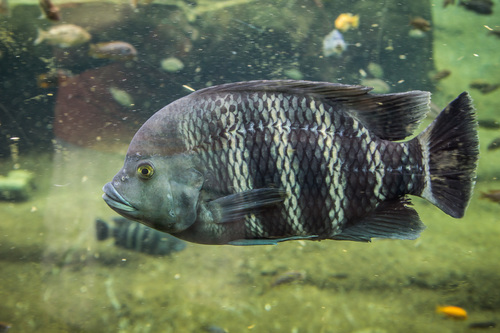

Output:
xmin=103 ymin=80 xmax=479 ymax=245
xmin=96 ymin=217 xmax=186 ymax=255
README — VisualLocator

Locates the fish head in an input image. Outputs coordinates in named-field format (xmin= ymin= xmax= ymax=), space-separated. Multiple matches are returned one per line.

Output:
xmin=102 ymin=154 xmax=204 ymax=234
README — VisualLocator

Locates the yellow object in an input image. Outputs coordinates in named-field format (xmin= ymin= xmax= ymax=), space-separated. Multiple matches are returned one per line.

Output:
xmin=436 ymin=305 xmax=468 ymax=320
xmin=335 ymin=13 xmax=359 ymax=32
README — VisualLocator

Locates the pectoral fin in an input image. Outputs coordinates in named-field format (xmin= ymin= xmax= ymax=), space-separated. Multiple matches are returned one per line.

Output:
xmin=210 ymin=188 xmax=287 ymax=223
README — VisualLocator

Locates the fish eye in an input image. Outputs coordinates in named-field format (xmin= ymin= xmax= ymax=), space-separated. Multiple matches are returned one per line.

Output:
xmin=137 ymin=162 xmax=155 ymax=180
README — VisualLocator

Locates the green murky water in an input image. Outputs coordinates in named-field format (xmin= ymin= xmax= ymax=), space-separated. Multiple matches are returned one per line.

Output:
xmin=1 ymin=0 xmax=499 ymax=332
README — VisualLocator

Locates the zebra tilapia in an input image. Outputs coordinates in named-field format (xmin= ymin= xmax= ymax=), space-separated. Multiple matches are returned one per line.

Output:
xmin=96 ymin=217 xmax=186 ymax=255
xmin=102 ymin=80 xmax=479 ymax=245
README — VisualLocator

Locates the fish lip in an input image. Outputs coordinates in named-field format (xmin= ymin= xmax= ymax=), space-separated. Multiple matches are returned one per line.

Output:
xmin=102 ymin=182 xmax=137 ymax=213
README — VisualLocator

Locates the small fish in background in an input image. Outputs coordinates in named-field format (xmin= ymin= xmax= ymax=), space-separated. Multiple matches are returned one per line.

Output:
xmin=37 ymin=68 xmax=72 ymax=88
xmin=443 ymin=0 xmax=456 ymax=7
xmin=430 ymin=69 xmax=451 ymax=81
xmin=96 ymin=217 xmax=187 ymax=256
xmin=459 ymin=0 xmax=494 ymax=15
xmin=88 ymin=41 xmax=137 ymax=61
xmin=480 ymin=190 xmax=500 ymax=203
xmin=469 ymin=80 xmax=499 ymax=94
xmin=0 ymin=0 xmax=9 ymax=16
xmin=322 ymin=29 xmax=347 ymax=57
xmin=487 ymin=137 xmax=500 ymax=151
xmin=202 ymin=325 xmax=228 ymax=333
xmin=271 ymin=270 xmax=306 ymax=287
xmin=34 ymin=24 xmax=91 ymax=48
xmin=0 ymin=322 xmax=11 ymax=333
xmin=39 ymin=0 xmax=60 ymax=21
xmin=334 ymin=13 xmax=359 ymax=32
xmin=477 ymin=118 xmax=500 ymax=129
xmin=130 ymin=0 xmax=139 ymax=10
xmin=436 ymin=305 xmax=468 ymax=320
xmin=468 ymin=321 xmax=497 ymax=329
xmin=409 ymin=17 xmax=431 ymax=32
xmin=487 ymin=29 xmax=500 ymax=38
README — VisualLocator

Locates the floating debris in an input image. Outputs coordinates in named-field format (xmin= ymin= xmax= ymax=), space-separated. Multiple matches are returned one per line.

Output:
xmin=89 ymin=41 xmax=137 ymax=61
xmin=232 ymin=18 xmax=265 ymax=34
xmin=335 ymin=13 xmax=359 ymax=32
xmin=436 ymin=305 xmax=468 ymax=320
xmin=182 ymin=84 xmax=195 ymax=92
xmin=96 ymin=217 xmax=187 ymax=256
xmin=109 ymin=86 xmax=134 ymax=107
xmin=161 ymin=57 xmax=185 ymax=72
xmin=322 ymin=29 xmax=346 ymax=57
xmin=459 ymin=0 xmax=494 ymax=15
xmin=34 ymin=24 xmax=91 ymax=48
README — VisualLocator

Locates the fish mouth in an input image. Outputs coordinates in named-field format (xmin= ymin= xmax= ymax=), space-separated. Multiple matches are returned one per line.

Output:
xmin=102 ymin=182 xmax=137 ymax=215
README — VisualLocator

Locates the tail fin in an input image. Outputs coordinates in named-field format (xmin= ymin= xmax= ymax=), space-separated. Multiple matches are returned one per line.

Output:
xmin=34 ymin=28 xmax=45 ymax=45
xmin=95 ymin=218 xmax=111 ymax=241
xmin=416 ymin=92 xmax=479 ymax=218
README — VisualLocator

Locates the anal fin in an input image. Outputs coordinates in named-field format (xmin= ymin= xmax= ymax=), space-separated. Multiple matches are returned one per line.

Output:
xmin=333 ymin=197 xmax=426 ymax=242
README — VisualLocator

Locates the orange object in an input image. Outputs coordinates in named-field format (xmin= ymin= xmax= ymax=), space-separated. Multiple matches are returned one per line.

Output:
xmin=334 ymin=13 xmax=359 ymax=32
xmin=436 ymin=305 xmax=468 ymax=320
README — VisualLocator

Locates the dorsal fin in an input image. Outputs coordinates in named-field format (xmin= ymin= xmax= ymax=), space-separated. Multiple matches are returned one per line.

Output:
xmin=190 ymin=80 xmax=430 ymax=141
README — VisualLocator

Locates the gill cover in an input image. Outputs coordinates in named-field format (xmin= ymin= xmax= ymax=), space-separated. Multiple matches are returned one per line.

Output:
xmin=167 ymin=168 xmax=204 ymax=233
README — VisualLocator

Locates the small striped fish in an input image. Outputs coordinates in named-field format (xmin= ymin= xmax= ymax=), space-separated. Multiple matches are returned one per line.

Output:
xmin=103 ymin=80 xmax=479 ymax=245
xmin=96 ymin=217 xmax=186 ymax=255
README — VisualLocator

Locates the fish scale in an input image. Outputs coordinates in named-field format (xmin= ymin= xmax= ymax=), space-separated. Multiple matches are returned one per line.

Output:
xmin=103 ymin=80 xmax=479 ymax=245
xmin=217 ymin=95 xmax=395 ymax=232
xmin=195 ymin=92 xmax=382 ymax=238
